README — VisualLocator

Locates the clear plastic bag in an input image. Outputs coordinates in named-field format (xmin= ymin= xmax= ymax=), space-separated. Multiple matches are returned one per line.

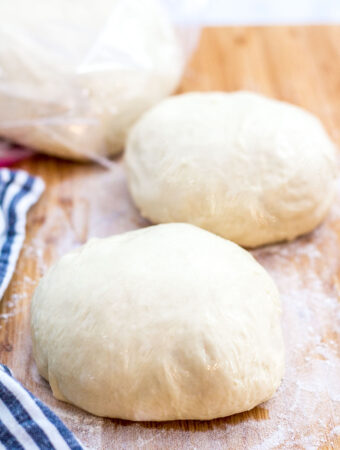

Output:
xmin=0 ymin=0 xmax=200 ymax=164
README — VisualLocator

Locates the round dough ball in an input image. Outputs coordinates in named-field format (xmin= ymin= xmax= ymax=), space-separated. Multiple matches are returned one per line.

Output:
xmin=31 ymin=223 xmax=284 ymax=421
xmin=125 ymin=91 xmax=337 ymax=247
xmin=0 ymin=0 xmax=184 ymax=160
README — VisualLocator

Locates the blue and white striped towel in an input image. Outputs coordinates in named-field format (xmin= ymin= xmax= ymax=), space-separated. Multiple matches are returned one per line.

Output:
xmin=0 ymin=169 xmax=84 ymax=449
xmin=0 ymin=365 xmax=83 ymax=450
xmin=0 ymin=169 xmax=44 ymax=299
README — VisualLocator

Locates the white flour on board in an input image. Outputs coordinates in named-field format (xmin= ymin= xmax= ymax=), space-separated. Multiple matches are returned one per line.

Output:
xmin=46 ymin=176 xmax=340 ymax=449
xmin=2 ymin=169 xmax=339 ymax=449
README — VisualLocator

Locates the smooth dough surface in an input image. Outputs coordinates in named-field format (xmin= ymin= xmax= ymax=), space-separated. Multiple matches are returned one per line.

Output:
xmin=125 ymin=91 xmax=337 ymax=247
xmin=0 ymin=0 xmax=183 ymax=160
xmin=31 ymin=223 xmax=284 ymax=421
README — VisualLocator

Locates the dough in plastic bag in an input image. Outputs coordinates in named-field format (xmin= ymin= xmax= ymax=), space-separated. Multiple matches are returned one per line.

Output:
xmin=0 ymin=0 xmax=184 ymax=162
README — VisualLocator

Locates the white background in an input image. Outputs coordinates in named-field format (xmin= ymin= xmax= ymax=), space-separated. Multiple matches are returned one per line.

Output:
xmin=162 ymin=0 xmax=340 ymax=25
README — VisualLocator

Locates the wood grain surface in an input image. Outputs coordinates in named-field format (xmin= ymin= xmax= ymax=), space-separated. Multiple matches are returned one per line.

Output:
xmin=0 ymin=26 xmax=340 ymax=449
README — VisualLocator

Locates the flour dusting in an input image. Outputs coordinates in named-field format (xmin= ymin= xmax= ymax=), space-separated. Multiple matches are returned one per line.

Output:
xmin=3 ymin=168 xmax=339 ymax=449
xmin=54 ymin=179 xmax=340 ymax=449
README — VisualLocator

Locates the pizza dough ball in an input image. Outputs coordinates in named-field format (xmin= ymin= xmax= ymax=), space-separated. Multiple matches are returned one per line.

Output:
xmin=31 ymin=223 xmax=284 ymax=421
xmin=125 ymin=91 xmax=337 ymax=247
xmin=0 ymin=0 xmax=184 ymax=160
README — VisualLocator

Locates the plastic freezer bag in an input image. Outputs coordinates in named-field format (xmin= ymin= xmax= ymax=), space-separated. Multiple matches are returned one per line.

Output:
xmin=0 ymin=0 xmax=187 ymax=163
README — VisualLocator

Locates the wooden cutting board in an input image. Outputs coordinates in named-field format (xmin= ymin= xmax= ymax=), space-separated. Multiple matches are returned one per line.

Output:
xmin=0 ymin=26 xmax=339 ymax=449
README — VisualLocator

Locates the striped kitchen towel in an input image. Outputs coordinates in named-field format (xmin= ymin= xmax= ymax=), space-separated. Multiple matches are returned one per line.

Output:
xmin=0 ymin=168 xmax=44 ymax=299
xmin=0 ymin=364 xmax=83 ymax=449
xmin=0 ymin=169 xmax=85 ymax=448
